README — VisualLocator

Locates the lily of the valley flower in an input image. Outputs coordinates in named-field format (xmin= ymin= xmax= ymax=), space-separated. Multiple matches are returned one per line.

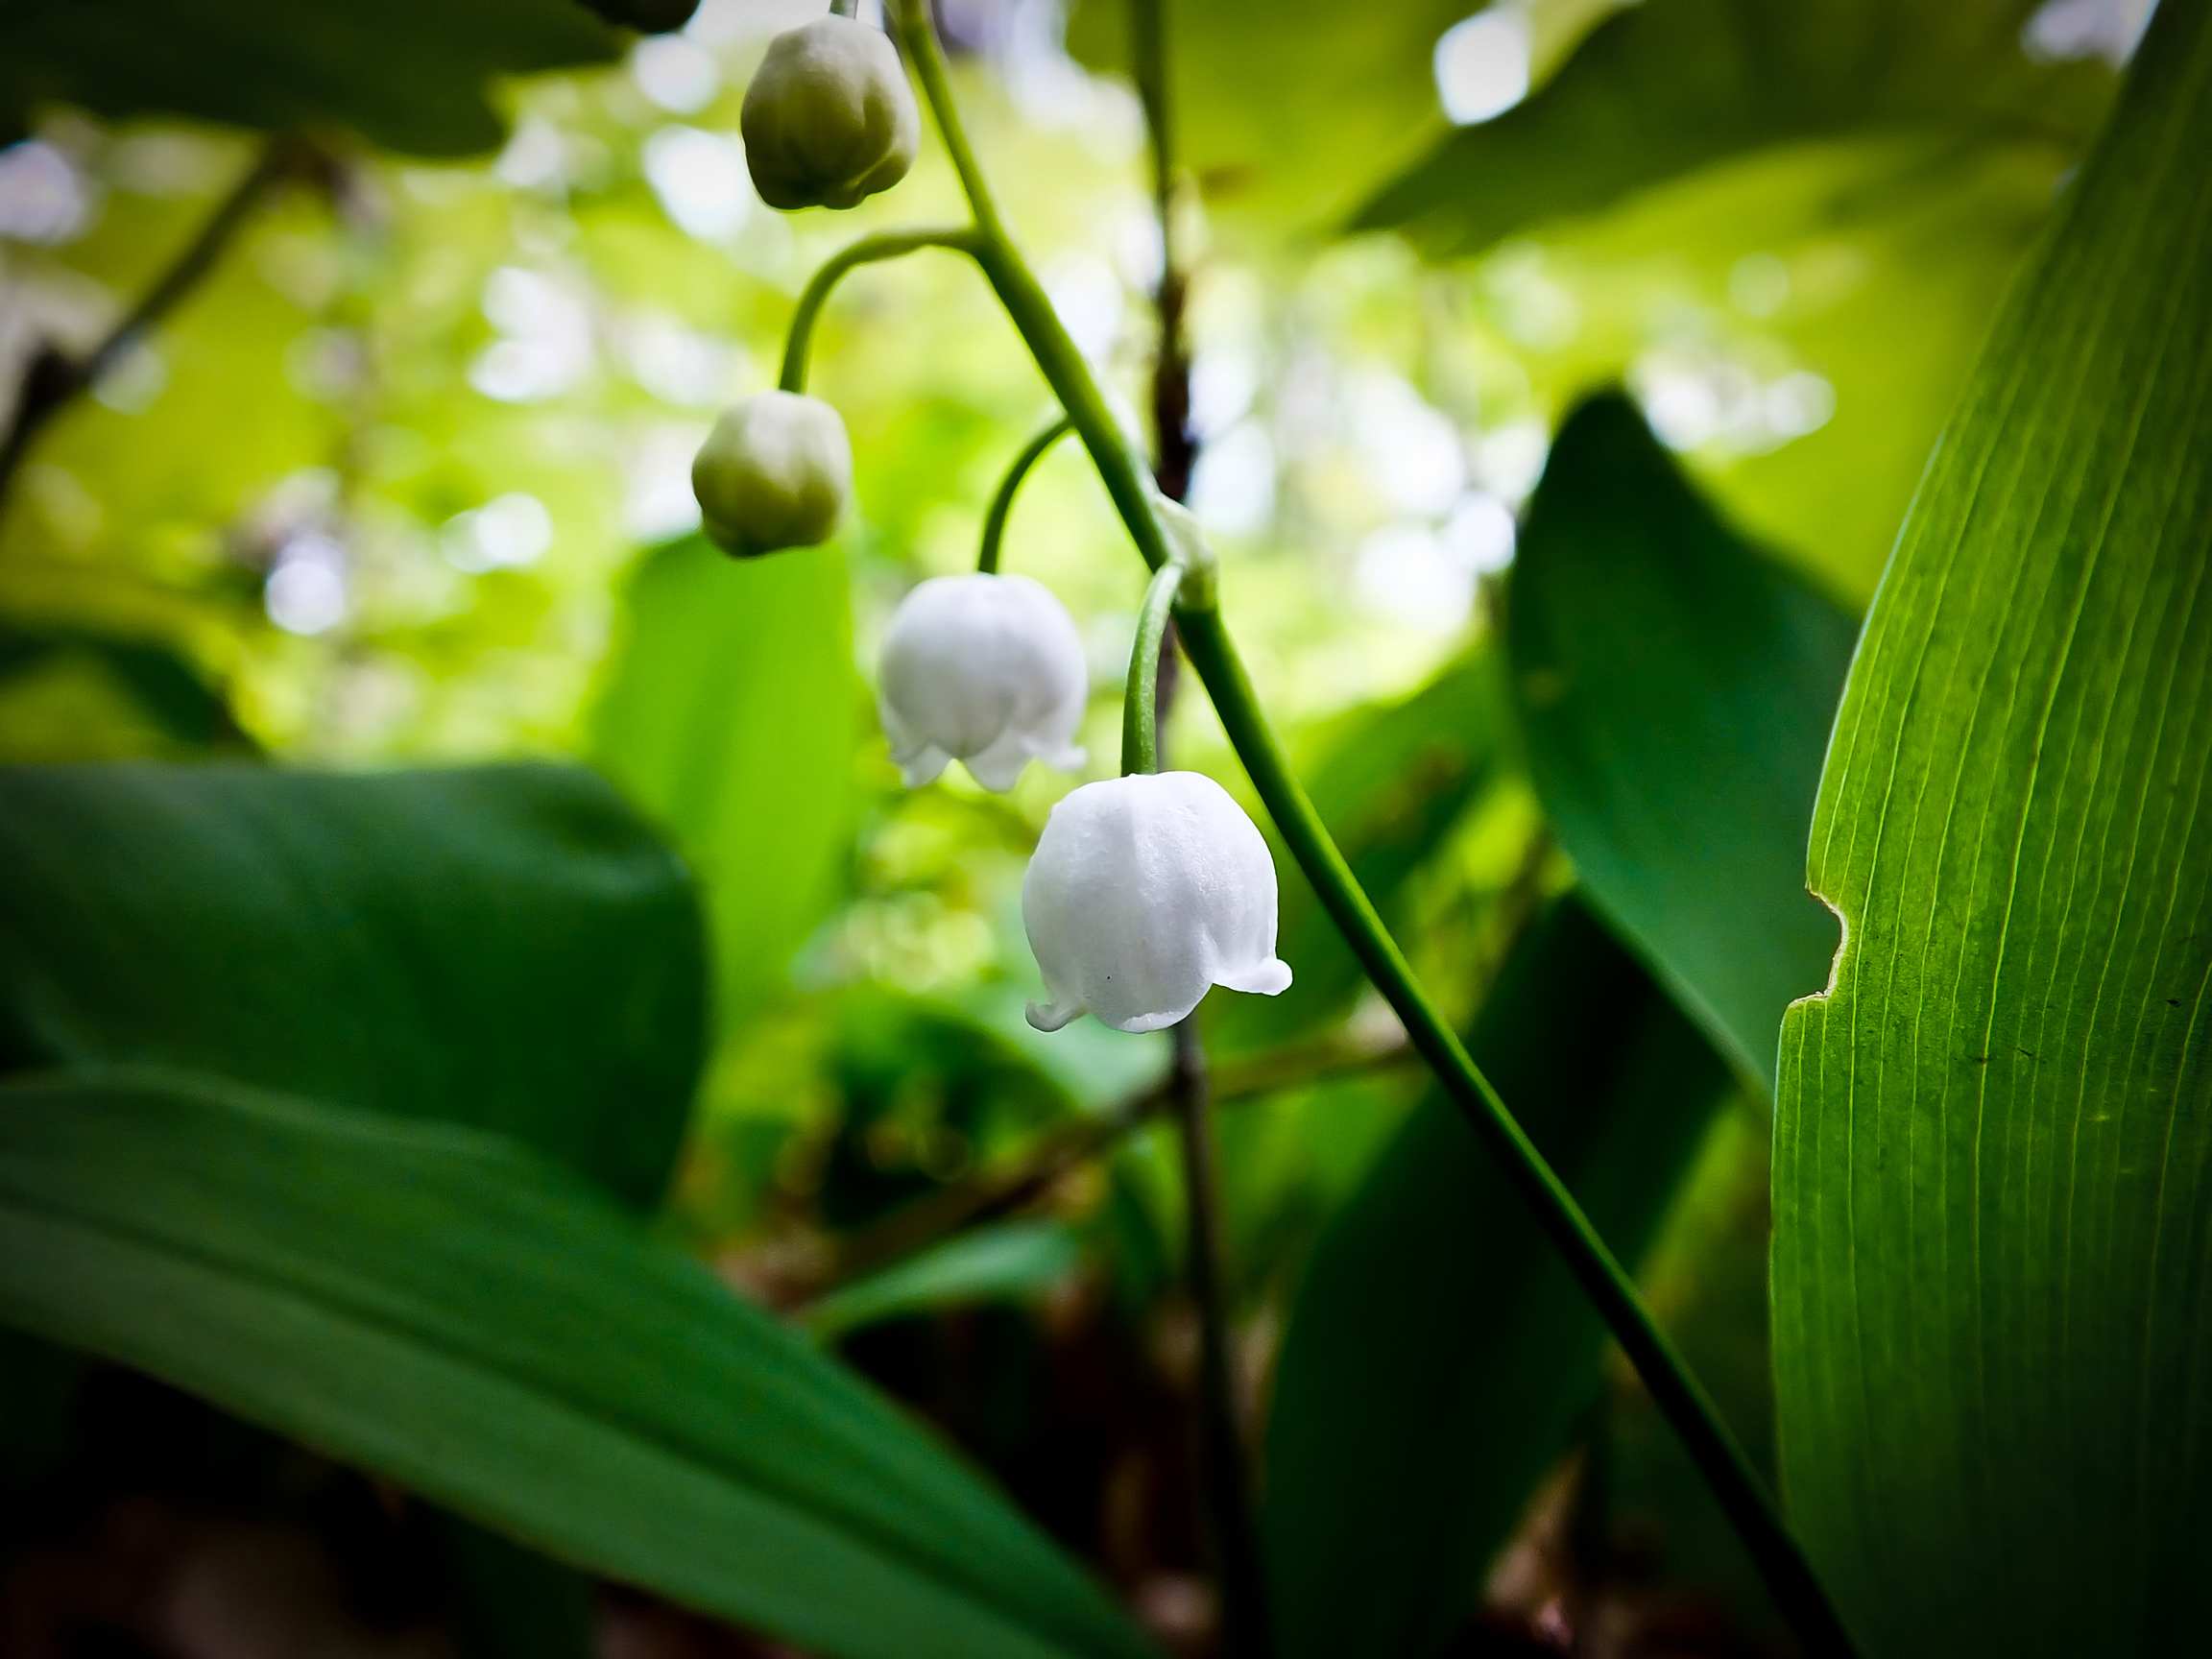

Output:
xmin=878 ymin=572 xmax=1087 ymax=790
xmin=1022 ymin=771 xmax=1292 ymax=1033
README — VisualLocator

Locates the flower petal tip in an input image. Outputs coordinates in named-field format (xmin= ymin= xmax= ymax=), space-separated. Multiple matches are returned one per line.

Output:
xmin=1025 ymin=998 xmax=1082 ymax=1032
xmin=1219 ymin=957 xmax=1293 ymax=997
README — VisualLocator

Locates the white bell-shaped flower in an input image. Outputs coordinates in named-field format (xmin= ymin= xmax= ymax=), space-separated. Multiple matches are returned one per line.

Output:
xmin=1022 ymin=771 xmax=1292 ymax=1033
xmin=878 ymin=572 xmax=1087 ymax=791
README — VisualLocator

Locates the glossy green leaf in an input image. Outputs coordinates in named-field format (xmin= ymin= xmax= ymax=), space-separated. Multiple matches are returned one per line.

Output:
xmin=1262 ymin=894 xmax=1732 ymax=1659
xmin=806 ymin=1222 xmax=1082 ymax=1340
xmin=1356 ymin=0 xmax=2111 ymax=255
xmin=0 ymin=0 xmax=620 ymax=158
xmin=0 ymin=1068 xmax=1157 ymax=1659
xmin=1213 ymin=648 xmax=1508 ymax=1053
xmin=1774 ymin=6 xmax=2212 ymax=1653
xmin=1510 ymin=392 xmax=1856 ymax=1092
xmin=589 ymin=539 xmax=859 ymax=1027
xmin=0 ymin=762 xmax=704 ymax=1210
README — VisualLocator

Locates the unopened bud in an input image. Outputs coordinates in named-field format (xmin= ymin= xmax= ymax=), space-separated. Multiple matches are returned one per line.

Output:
xmin=691 ymin=392 xmax=853 ymax=557
xmin=740 ymin=16 xmax=920 ymax=212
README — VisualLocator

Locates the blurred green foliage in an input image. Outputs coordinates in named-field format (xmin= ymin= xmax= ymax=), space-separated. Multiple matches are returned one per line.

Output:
xmin=0 ymin=0 xmax=2164 ymax=1653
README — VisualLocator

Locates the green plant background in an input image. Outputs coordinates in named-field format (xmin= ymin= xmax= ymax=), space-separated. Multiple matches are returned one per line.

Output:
xmin=1 ymin=0 xmax=2197 ymax=1655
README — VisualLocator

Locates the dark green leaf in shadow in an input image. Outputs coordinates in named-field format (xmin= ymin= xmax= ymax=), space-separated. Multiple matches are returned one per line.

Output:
xmin=575 ymin=0 xmax=698 ymax=34
xmin=0 ymin=626 xmax=253 ymax=755
xmin=1261 ymin=894 xmax=1732 ymax=1659
xmin=589 ymin=539 xmax=859 ymax=1029
xmin=1775 ymin=5 xmax=2212 ymax=1651
xmin=1508 ymin=393 xmax=1857 ymax=1093
xmin=1355 ymin=0 xmax=2112 ymax=256
xmin=429 ymin=1508 xmax=597 ymax=1659
xmin=0 ymin=762 xmax=705 ymax=1211
xmin=0 ymin=1068 xmax=1159 ymax=1659
xmin=0 ymin=0 xmax=621 ymax=157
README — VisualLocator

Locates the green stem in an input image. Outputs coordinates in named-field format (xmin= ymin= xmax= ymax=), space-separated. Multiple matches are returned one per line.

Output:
xmin=888 ymin=1 xmax=1179 ymax=579
xmin=1122 ymin=559 xmax=1183 ymax=776
xmin=884 ymin=3 xmax=1861 ymax=1653
xmin=779 ymin=228 xmax=979 ymax=394
xmin=977 ymin=415 xmax=1073 ymax=573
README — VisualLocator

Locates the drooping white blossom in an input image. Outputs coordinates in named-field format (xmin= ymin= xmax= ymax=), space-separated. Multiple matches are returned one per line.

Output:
xmin=1022 ymin=771 xmax=1292 ymax=1033
xmin=878 ymin=572 xmax=1088 ymax=791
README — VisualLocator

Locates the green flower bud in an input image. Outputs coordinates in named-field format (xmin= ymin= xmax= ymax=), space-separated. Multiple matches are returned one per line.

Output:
xmin=739 ymin=16 xmax=920 ymax=211
xmin=691 ymin=392 xmax=853 ymax=557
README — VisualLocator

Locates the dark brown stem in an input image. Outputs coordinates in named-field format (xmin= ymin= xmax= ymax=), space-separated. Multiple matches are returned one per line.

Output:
xmin=1132 ymin=3 xmax=1268 ymax=1648
xmin=1167 ymin=1021 xmax=1271 ymax=1659
xmin=822 ymin=1034 xmax=1412 ymax=1291
xmin=0 ymin=136 xmax=305 ymax=503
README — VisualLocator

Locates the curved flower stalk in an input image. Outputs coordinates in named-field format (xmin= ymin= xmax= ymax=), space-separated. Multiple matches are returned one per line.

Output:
xmin=877 ymin=572 xmax=1088 ymax=789
xmin=1023 ymin=770 xmax=1291 ymax=1033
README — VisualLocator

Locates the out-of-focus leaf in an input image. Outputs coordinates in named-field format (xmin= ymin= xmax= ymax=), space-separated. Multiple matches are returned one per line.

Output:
xmin=1774 ymin=8 xmax=2212 ymax=1654
xmin=589 ymin=539 xmax=858 ymax=1028
xmin=817 ymin=988 xmax=1079 ymax=1233
xmin=0 ymin=1069 xmax=1160 ymax=1659
xmin=806 ymin=1222 xmax=1082 ymax=1340
xmin=1509 ymin=392 xmax=1854 ymax=1092
xmin=1357 ymin=0 xmax=2112 ymax=255
xmin=1212 ymin=648 xmax=1508 ymax=1053
xmin=1519 ymin=132 xmax=2074 ymax=607
xmin=1065 ymin=0 xmax=1471 ymax=234
xmin=1262 ymin=894 xmax=1732 ymax=1659
xmin=575 ymin=0 xmax=698 ymax=34
xmin=0 ymin=763 xmax=704 ymax=1211
xmin=0 ymin=626 xmax=250 ymax=754
xmin=0 ymin=0 xmax=620 ymax=158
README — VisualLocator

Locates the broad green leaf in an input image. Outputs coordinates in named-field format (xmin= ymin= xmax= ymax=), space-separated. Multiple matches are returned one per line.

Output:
xmin=0 ymin=762 xmax=704 ymax=1210
xmin=1774 ymin=6 xmax=2212 ymax=1653
xmin=1522 ymin=132 xmax=2077 ymax=608
xmin=0 ymin=0 xmax=621 ymax=158
xmin=805 ymin=1222 xmax=1083 ymax=1340
xmin=1262 ymin=895 xmax=1732 ymax=1659
xmin=0 ymin=1068 xmax=1159 ymax=1659
xmin=1356 ymin=0 xmax=2111 ymax=255
xmin=1066 ymin=0 xmax=1471 ymax=234
xmin=1510 ymin=392 xmax=1856 ymax=1092
xmin=589 ymin=539 xmax=859 ymax=1028
xmin=1211 ymin=648 xmax=1508 ymax=1053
